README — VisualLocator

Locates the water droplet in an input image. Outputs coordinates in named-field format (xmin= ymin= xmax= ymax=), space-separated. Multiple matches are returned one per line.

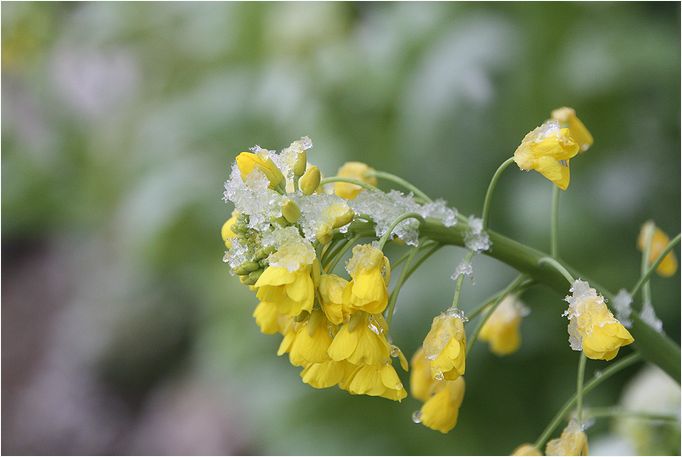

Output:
xmin=434 ymin=371 xmax=444 ymax=381
xmin=594 ymin=370 xmax=603 ymax=378
xmin=390 ymin=345 xmax=400 ymax=357
xmin=411 ymin=410 xmax=422 ymax=424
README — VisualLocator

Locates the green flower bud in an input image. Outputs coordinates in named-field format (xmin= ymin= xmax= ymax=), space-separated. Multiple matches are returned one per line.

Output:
xmin=293 ymin=150 xmax=307 ymax=176
xmin=282 ymin=199 xmax=301 ymax=224
xmin=299 ymin=165 xmax=321 ymax=195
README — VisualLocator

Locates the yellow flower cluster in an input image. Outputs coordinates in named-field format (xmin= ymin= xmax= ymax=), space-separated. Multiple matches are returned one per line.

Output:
xmin=223 ymin=144 xmax=407 ymax=402
xmin=513 ymin=107 xmax=592 ymax=190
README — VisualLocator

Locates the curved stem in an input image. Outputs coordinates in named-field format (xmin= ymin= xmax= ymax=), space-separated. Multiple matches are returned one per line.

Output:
xmin=481 ymin=157 xmax=515 ymax=231
xmin=386 ymin=247 xmax=420 ymax=326
xmin=550 ymin=185 xmax=560 ymax=258
xmin=400 ymin=243 xmax=442 ymax=284
xmin=533 ymin=353 xmax=642 ymax=449
xmin=631 ymin=233 xmax=681 ymax=300
xmin=377 ymin=213 xmax=425 ymax=250
xmin=538 ymin=257 xmax=575 ymax=284
xmin=325 ymin=234 xmax=361 ymax=273
xmin=466 ymin=274 xmax=526 ymax=356
xmin=576 ymin=353 xmax=587 ymax=425
xmin=451 ymin=251 xmax=476 ymax=309
xmin=319 ymin=176 xmax=378 ymax=192
xmin=370 ymin=170 xmax=432 ymax=202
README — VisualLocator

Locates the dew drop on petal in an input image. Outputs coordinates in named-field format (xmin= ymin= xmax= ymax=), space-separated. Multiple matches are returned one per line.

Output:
xmin=412 ymin=410 xmax=422 ymax=424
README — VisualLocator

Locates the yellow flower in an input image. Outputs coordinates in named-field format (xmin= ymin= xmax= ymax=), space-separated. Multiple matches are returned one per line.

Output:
xmin=327 ymin=312 xmax=391 ymax=366
xmin=513 ymin=121 xmax=580 ymax=190
xmin=511 ymin=444 xmax=543 ymax=456
xmin=344 ymin=363 xmax=407 ymax=401
xmin=410 ymin=347 xmax=436 ymax=402
xmin=300 ymin=360 xmax=353 ymax=389
xmin=418 ymin=377 xmax=465 ymax=433
xmin=236 ymin=151 xmax=284 ymax=188
xmin=334 ymin=161 xmax=377 ymax=199
xmin=551 ymin=107 xmax=593 ymax=152
xmin=252 ymin=301 xmax=287 ymax=335
xmin=343 ymin=244 xmax=390 ymax=314
xmin=422 ymin=309 xmax=467 ymax=381
xmin=255 ymin=264 xmax=315 ymax=316
xmin=637 ymin=221 xmax=678 ymax=277
xmin=318 ymin=274 xmax=351 ymax=325
xmin=277 ymin=310 xmax=335 ymax=367
xmin=221 ymin=210 xmax=239 ymax=249
xmin=564 ymin=280 xmax=634 ymax=361
xmin=545 ymin=421 xmax=588 ymax=456
xmin=315 ymin=202 xmax=355 ymax=245
xmin=479 ymin=295 xmax=527 ymax=356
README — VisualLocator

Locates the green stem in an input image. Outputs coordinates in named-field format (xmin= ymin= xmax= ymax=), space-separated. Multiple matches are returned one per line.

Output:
xmin=344 ymin=219 xmax=681 ymax=382
xmin=370 ymin=170 xmax=432 ymax=202
xmin=585 ymin=407 xmax=679 ymax=424
xmin=640 ymin=222 xmax=655 ymax=307
xmin=392 ymin=241 xmax=437 ymax=269
xmin=538 ymin=257 xmax=575 ymax=284
xmin=386 ymin=247 xmax=420 ymax=326
xmin=451 ymin=251 xmax=476 ymax=309
xmin=550 ymin=185 xmax=560 ymax=258
xmin=466 ymin=274 xmax=526 ymax=356
xmin=533 ymin=353 xmax=642 ymax=449
xmin=630 ymin=233 xmax=681 ymax=301
xmin=400 ymin=243 xmax=442 ymax=284
xmin=319 ymin=176 xmax=378 ymax=192
xmin=325 ymin=235 xmax=361 ymax=273
xmin=481 ymin=157 xmax=515 ymax=231
xmin=377 ymin=213 xmax=425 ymax=250
xmin=576 ymin=353 xmax=587 ymax=425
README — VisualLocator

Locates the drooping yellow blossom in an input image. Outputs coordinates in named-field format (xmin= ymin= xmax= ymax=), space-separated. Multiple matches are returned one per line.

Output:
xmin=318 ymin=274 xmax=351 ymax=325
xmin=511 ymin=444 xmax=543 ymax=456
xmin=564 ymin=280 xmax=634 ymax=361
xmin=255 ymin=264 xmax=315 ymax=316
xmin=221 ymin=210 xmax=239 ymax=249
xmin=551 ymin=107 xmax=593 ymax=152
xmin=545 ymin=421 xmax=588 ymax=456
xmin=277 ymin=310 xmax=335 ymax=367
xmin=300 ymin=360 xmax=353 ymax=389
xmin=479 ymin=295 xmax=528 ymax=356
xmin=252 ymin=301 xmax=288 ymax=335
xmin=344 ymin=363 xmax=407 ymax=401
xmin=236 ymin=151 xmax=285 ymax=188
xmin=422 ymin=308 xmax=467 ymax=381
xmin=418 ymin=377 xmax=465 ymax=433
xmin=410 ymin=347 xmax=436 ymax=402
xmin=334 ymin=161 xmax=377 ymax=199
xmin=513 ymin=120 xmax=580 ymax=190
xmin=637 ymin=221 xmax=678 ymax=277
xmin=343 ymin=244 xmax=390 ymax=314
xmin=328 ymin=312 xmax=391 ymax=366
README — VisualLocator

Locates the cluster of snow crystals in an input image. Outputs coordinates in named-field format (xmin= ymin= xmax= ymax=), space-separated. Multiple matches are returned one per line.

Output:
xmin=418 ymin=199 xmax=458 ymax=227
xmin=223 ymin=165 xmax=285 ymax=232
xmin=563 ymin=279 xmax=607 ymax=351
xmin=270 ymin=136 xmax=312 ymax=183
xmin=451 ymin=259 xmax=474 ymax=282
xmin=294 ymin=193 xmax=350 ymax=242
xmin=222 ymin=237 xmax=250 ymax=273
xmin=612 ymin=289 xmax=633 ymax=328
xmin=348 ymin=190 xmax=419 ymax=246
xmin=640 ymin=300 xmax=663 ymax=333
xmin=464 ymin=216 xmax=492 ymax=252
xmin=423 ymin=307 xmax=467 ymax=362
xmin=524 ymin=119 xmax=561 ymax=144
xmin=262 ymin=226 xmax=315 ymax=271
xmin=444 ymin=306 xmax=468 ymax=322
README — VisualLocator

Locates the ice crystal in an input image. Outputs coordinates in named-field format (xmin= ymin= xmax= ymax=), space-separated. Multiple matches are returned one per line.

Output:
xmin=451 ymin=259 xmax=474 ymax=283
xmin=640 ymin=300 xmax=663 ymax=333
xmin=294 ymin=193 xmax=350 ymax=242
xmin=464 ymin=216 xmax=491 ymax=252
xmin=262 ymin=226 xmax=315 ymax=271
xmin=563 ymin=279 xmax=618 ymax=351
xmin=223 ymin=165 xmax=284 ymax=232
xmin=223 ymin=237 xmax=250 ymax=272
xmin=612 ymin=289 xmax=633 ymax=328
xmin=418 ymin=199 xmax=458 ymax=227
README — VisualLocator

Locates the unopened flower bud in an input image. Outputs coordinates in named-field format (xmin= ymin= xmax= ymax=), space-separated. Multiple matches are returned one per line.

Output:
xmin=299 ymin=165 xmax=321 ymax=195
xmin=282 ymin=199 xmax=301 ymax=224
xmin=293 ymin=150 xmax=307 ymax=176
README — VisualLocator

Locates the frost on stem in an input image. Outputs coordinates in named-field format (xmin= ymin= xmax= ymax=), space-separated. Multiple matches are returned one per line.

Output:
xmin=640 ymin=300 xmax=663 ymax=333
xmin=465 ymin=216 xmax=492 ymax=252
xmin=451 ymin=259 xmax=474 ymax=283
xmin=612 ymin=289 xmax=633 ymax=328
xmin=349 ymin=190 xmax=457 ymax=247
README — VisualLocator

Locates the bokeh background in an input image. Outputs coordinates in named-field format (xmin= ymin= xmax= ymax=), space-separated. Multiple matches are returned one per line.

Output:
xmin=2 ymin=2 xmax=680 ymax=455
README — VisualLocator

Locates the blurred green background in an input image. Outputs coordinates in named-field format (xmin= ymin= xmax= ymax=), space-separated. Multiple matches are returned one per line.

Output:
xmin=2 ymin=2 xmax=680 ymax=455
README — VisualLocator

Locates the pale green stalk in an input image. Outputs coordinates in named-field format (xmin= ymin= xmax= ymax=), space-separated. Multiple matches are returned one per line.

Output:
xmin=481 ymin=157 xmax=515 ymax=230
